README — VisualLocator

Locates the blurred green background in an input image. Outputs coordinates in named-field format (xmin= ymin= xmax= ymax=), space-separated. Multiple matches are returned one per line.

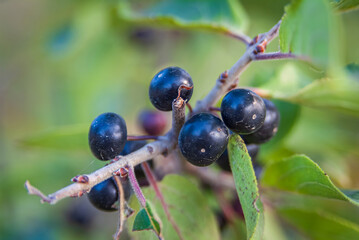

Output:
xmin=0 ymin=0 xmax=358 ymax=239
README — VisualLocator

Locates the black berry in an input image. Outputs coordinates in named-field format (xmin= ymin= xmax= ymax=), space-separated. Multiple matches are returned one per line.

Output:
xmin=138 ymin=110 xmax=167 ymax=135
xmin=149 ymin=67 xmax=193 ymax=111
xmin=179 ymin=113 xmax=229 ymax=167
xmin=87 ymin=178 xmax=118 ymax=211
xmin=88 ymin=112 xmax=127 ymax=161
xmin=241 ymin=99 xmax=280 ymax=144
xmin=121 ymin=140 xmax=154 ymax=180
xmin=221 ymin=89 xmax=266 ymax=134
xmin=217 ymin=144 xmax=260 ymax=172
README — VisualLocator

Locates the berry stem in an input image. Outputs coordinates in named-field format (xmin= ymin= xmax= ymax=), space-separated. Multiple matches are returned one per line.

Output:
xmin=127 ymin=135 xmax=159 ymax=141
xmin=186 ymin=102 xmax=193 ymax=114
xmin=209 ymin=106 xmax=221 ymax=112
xmin=142 ymin=162 xmax=184 ymax=240
xmin=171 ymin=95 xmax=186 ymax=140
xmin=253 ymin=51 xmax=309 ymax=61
xmin=184 ymin=162 xmax=236 ymax=190
xmin=225 ymin=31 xmax=252 ymax=45
xmin=128 ymin=166 xmax=147 ymax=208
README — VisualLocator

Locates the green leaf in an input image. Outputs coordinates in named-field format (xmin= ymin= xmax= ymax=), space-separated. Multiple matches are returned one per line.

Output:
xmin=228 ymin=135 xmax=264 ymax=240
xmin=280 ymin=209 xmax=359 ymax=239
xmin=265 ymin=191 xmax=359 ymax=239
xmin=280 ymin=0 xmax=341 ymax=70
xmin=261 ymin=154 xmax=359 ymax=206
xmin=282 ymin=78 xmax=359 ymax=116
xmin=128 ymin=175 xmax=220 ymax=240
xmin=330 ymin=0 xmax=359 ymax=11
xmin=133 ymin=201 xmax=162 ymax=236
xmin=20 ymin=124 xmax=88 ymax=150
xmin=118 ymin=0 xmax=248 ymax=35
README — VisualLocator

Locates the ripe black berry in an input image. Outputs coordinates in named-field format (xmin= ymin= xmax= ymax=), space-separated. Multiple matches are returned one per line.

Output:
xmin=179 ymin=113 xmax=229 ymax=167
xmin=121 ymin=140 xmax=154 ymax=180
xmin=138 ymin=110 xmax=167 ymax=135
xmin=88 ymin=112 xmax=127 ymax=161
xmin=217 ymin=144 xmax=260 ymax=172
xmin=221 ymin=89 xmax=266 ymax=134
xmin=241 ymin=99 xmax=280 ymax=144
xmin=87 ymin=178 xmax=118 ymax=211
xmin=149 ymin=67 xmax=193 ymax=111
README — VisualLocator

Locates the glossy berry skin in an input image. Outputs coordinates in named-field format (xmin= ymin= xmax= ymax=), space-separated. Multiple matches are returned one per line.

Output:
xmin=241 ymin=99 xmax=280 ymax=144
xmin=217 ymin=144 xmax=260 ymax=172
xmin=121 ymin=140 xmax=154 ymax=179
xmin=89 ymin=112 xmax=127 ymax=161
xmin=221 ymin=89 xmax=266 ymax=135
xmin=87 ymin=178 xmax=118 ymax=211
xmin=179 ymin=113 xmax=229 ymax=167
xmin=138 ymin=110 xmax=167 ymax=135
xmin=149 ymin=67 xmax=193 ymax=111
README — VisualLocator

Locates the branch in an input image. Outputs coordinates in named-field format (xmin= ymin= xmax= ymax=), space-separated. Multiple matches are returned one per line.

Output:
xmin=26 ymin=139 xmax=170 ymax=204
xmin=226 ymin=31 xmax=252 ymax=45
xmin=184 ymin=163 xmax=236 ymax=191
xmin=25 ymin=20 xmax=282 ymax=206
xmin=193 ymin=20 xmax=282 ymax=113
xmin=253 ymin=51 xmax=310 ymax=61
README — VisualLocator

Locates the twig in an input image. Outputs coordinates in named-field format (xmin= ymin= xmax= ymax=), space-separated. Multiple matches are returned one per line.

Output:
xmin=226 ymin=31 xmax=252 ymax=45
xmin=25 ymin=181 xmax=53 ymax=203
xmin=142 ymin=162 xmax=184 ymax=240
xmin=171 ymin=95 xmax=186 ymax=140
xmin=193 ymin=20 xmax=282 ymax=114
xmin=209 ymin=106 xmax=221 ymax=112
xmin=26 ymin=139 xmax=170 ymax=204
xmin=215 ymin=188 xmax=236 ymax=223
xmin=254 ymin=51 xmax=310 ymax=61
xmin=113 ymin=176 xmax=126 ymax=240
xmin=127 ymin=135 xmax=159 ymax=141
xmin=184 ymin=163 xmax=236 ymax=191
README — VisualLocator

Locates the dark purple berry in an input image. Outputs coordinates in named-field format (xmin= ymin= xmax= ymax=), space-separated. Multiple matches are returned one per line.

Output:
xmin=179 ymin=113 xmax=229 ymax=167
xmin=149 ymin=67 xmax=193 ymax=111
xmin=138 ymin=110 xmax=167 ymax=135
xmin=241 ymin=99 xmax=280 ymax=144
xmin=217 ymin=144 xmax=260 ymax=172
xmin=88 ymin=112 xmax=127 ymax=161
xmin=221 ymin=89 xmax=266 ymax=134
xmin=87 ymin=178 xmax=118 ymax=211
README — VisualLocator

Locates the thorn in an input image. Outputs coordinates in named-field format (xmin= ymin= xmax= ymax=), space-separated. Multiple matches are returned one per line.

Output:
xmin=113 ymin=166 xmax=129 ymax=178
xmin=71 ymin=175 xmax=89 ymax=184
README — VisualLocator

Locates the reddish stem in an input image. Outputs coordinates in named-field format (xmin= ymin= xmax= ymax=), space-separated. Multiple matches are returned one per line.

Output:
xmin=186 ymin=102 xmax=193 ymax=114
xmin=127 ymin=135 xmax=159 ymax=141
xmin=142 ymin=162 xmax=184 ymax=240
xmin=128 ymin=166 xmax=146 ymax=208
xmin=254 ymin=52 xmax=309 ymax=61
xmin=209 ymin=106 xmax=221 ymax=112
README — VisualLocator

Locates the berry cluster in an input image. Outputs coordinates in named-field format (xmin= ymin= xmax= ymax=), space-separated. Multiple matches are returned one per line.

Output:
xmin=86 ymin=66 xmax=279 ymax=211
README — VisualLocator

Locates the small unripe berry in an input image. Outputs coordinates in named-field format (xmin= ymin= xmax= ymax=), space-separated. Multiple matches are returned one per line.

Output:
xmin=138 ymin=110 xmax=167 ymax=135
